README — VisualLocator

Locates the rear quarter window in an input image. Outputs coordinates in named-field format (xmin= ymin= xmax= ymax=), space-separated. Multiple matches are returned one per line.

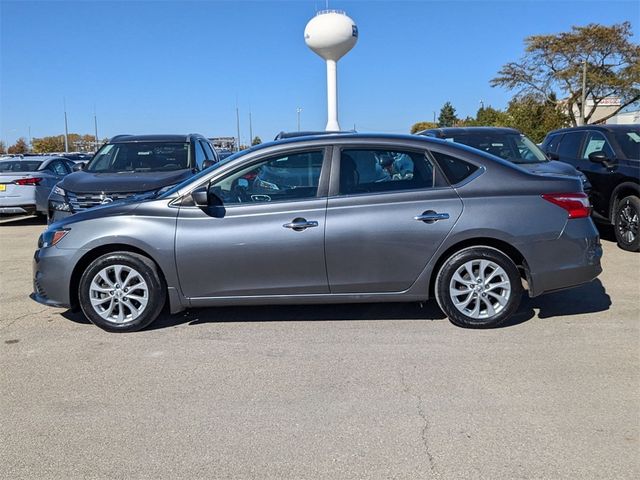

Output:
xmin=431 ymin=151 xmax=479 ymax=185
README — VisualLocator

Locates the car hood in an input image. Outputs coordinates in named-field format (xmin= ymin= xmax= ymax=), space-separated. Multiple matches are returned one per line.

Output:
xmin=50 ymin=197 xmax=144 ymax=229
xmin=517 ymin=160 xmax=579 ymax=176
xmin=59 ymin=169 xmax=193 ymax=193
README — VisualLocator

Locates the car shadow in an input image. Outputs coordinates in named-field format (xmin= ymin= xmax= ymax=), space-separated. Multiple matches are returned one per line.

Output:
xmin=60 ymin=279 xmax=611 ymax=331
xmin=501 ymin=279 xmax=611 ymax=327
xmin=0 ymin=214 xmax=46 ymax=226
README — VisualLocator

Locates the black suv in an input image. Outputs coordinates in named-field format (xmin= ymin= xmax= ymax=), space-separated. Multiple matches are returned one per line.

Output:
xmin=417 ymin=127 xmax=590 ymax=191
xmin=540 ymin=125 xmax=640 ymax=252
xmin=48 ymin=134 xmax=218 ymax=222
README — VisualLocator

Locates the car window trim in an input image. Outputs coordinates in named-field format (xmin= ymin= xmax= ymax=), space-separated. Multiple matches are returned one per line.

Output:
xmin=173 ymin=145 xmax=333 ymax=209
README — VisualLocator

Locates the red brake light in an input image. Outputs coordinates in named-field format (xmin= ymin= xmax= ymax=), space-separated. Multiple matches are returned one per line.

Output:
xmin=542 ymin=193 xmax=591 ymax=219
xmin=14 ymin=177 xmax=42 ymax=186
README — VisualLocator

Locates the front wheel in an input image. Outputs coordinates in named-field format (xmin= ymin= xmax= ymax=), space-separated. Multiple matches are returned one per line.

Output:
xmin=614 ymin=195 xmax=639 ymax=252
xmin=435 ymin=247 xmax=523 ymax=328
xmin=78 ymin=252 xmax=166 ymax=332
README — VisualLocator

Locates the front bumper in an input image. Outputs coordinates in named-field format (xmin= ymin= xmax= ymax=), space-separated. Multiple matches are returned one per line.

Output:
xmin=31 ymin=246 xmax=77 ymax=309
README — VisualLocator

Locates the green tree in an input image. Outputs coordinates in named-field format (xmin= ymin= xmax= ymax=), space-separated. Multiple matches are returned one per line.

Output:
xmin=474 ymin=106 xmax=508 ymax=126
xmin=491 ymin=22 xmax=640 ymax=125
xmin=505 ymin=94 xmax=569 ymax=143
xmin=251 ymin=136 xmax=262 ymax=146
xmin=437 ymin=102 xmax=458 ymax=127
xmin=0 ymin=141 xmax=6 ymax=154
xmin=410 ymin=121 xmax=438 ymax=133
xmin=7 ymin=137 xmax=28 ymax=154
xmin=32 ymin=135 xmax=65 ymax=153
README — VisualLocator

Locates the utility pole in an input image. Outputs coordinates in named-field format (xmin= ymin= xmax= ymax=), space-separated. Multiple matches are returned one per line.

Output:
xmin=579 ymin=58 xmax=587 ymax=126
xmin=63 ymin=98 xmax=69 ymax=153
xmin=235 ymin=103 xmax=241 ymax=152
xmin=94 ymin=108 xmax=99 ymax=152
xmin=296 ymin=107 xmax=303 ymax=131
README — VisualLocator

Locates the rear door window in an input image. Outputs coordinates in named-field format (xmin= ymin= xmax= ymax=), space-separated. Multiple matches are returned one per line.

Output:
xmin=338 ymin=149 xmax=435 ymax=195
xmin=557 ymin=132 xmax=585 ymax=159
xmin=430 ymin=151 xmax=479 ymax=185
xmin=194 ymin=141 xmax=207 ymax=169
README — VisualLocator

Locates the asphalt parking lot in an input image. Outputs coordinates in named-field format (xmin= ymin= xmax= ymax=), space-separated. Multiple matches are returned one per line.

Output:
xmin=1 ymin=216 xmax=638 ymax=479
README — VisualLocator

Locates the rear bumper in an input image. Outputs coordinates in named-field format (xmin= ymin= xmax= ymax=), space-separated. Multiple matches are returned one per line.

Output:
xmin=0 ymin=205 xmax=36 ymax=215
xmin=523 ymin=218 xmax=603 ymax=297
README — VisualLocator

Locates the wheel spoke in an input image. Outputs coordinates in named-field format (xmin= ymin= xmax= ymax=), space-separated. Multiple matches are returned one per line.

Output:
xmin=485 ymin=280 xmax=510 ymax=292
xmin=487 ymin=290 xmax=509 ymax=306
xmin=481 ymin=297 xmax=496 ymax=317
xmin=97 ymin=270 xmax=114 ymax=287
xmin=90 ymin=296 xmax=112 ymax=306
xmin=454 ymin=292 xmax=475 ymax=309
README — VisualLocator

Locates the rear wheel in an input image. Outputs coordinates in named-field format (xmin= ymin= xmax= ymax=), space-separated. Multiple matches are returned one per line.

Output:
xmin=614 ymin=195 xmax=639 ymax=252
xmin=435 ymin=247 xmax=523 ymax=328
xmin=78 ymin=252 xmax=166 ymax=332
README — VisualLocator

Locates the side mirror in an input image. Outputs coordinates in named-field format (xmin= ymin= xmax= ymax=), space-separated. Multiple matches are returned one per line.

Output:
xmin=588 ymin=151 xmax=608 ymax=164
xmin=191 ymin=185 xmax=225 ymax=217
xmin=547 ymin=151 xmax=559 ymax=161
xmin=202 ymin=159 xmax=215 ymax=170
xmin=73 ymin=162 xmax=85 ymax=171
xmin=588 ymin=151 xmax=616 ymax=169
xmin=191 ymin=186 xmax=209 ymax=207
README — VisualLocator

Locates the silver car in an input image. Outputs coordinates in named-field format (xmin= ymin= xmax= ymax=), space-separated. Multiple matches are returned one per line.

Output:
xmin=32 ymin=133 xmax=602 ymax=332
xmin=0 ymin=156 xmax=75 ymax=216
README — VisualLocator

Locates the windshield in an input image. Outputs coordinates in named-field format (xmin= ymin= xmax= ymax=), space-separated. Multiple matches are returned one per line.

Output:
xmin=448 ymin=133 xmax=548 ymax=164
xmin=613 ymin=129 xmax=640 ymax=159
xmin=157 ymin=149 xmax=248 ymax=198
xmin=0 ymin=161 xmax=43 ymax=172
xmin=85 ymin=142 xmax=190 ymax=173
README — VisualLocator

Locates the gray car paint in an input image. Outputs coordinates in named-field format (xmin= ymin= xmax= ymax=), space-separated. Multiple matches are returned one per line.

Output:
xmin=32 ymin=134 xmax=602 ymax=317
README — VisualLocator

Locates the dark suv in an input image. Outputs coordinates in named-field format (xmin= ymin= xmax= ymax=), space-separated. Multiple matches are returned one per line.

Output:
xmin=540 ymin=125 xmax=640 ymax=251
xmin=48 ymin=134 xmax=218 ymax=222
xmin=417 ymin=127 xmax=590 ymax=191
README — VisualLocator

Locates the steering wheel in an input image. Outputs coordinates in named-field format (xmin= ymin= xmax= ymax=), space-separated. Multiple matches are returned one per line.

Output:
xmin=230 ymin=179 xmax=251 ymax=203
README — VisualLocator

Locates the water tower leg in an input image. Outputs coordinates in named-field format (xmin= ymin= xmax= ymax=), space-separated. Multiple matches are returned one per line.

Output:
xmin=325 ymin=59 xmax=340 ymax=131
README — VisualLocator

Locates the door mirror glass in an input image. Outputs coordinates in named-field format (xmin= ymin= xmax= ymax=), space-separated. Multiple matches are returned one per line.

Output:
xmin=202 ymin=159 xmax=215 ymax=170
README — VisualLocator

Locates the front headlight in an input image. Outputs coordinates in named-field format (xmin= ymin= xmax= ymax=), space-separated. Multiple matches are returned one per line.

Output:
xmin=52 ymin=185 xmax=66 ymax=196
xmin=38 ymin=228 xmax=70 ymax=248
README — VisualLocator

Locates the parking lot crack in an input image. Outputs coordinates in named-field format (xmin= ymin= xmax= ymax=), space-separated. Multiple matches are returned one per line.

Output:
xmin=0 ymin=308 xmax=49 ymax=331
xmin=400 ymin=368 xmax=438 ymax=477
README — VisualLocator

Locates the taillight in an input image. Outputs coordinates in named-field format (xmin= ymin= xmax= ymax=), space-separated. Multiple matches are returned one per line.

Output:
xmin=542 ymin=193 xmax=591 ymax=219
xmin=14 ymin=177 xmax=42 ymax=186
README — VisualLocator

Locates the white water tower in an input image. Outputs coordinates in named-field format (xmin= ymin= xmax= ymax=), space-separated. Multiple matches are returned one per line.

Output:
xmin=304 ymin=10 xmax=358 ymax=131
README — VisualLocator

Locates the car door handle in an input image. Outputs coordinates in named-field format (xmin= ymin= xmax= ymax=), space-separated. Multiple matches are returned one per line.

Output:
xmin=414 ymin=211 xmax=450 ymax=223
xmin=283 ymin=218 xmax=319 ymax=231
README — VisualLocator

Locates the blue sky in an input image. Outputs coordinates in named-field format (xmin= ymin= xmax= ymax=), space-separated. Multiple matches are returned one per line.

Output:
xmin=1 ymin=0 xmax=638 ymax=147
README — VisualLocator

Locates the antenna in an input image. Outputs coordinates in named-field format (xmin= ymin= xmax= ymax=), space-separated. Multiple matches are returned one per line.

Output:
xmin=304 ymin=10 xmax=358 ymax=131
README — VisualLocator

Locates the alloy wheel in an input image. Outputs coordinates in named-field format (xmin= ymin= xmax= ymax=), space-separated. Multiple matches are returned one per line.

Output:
xmin=617 ymin=201 xmax=638 ymax=245
xmin=448 ymin=259 xmax=511 ymax=319
xmin=89 ymin=265 xmax=149 ymax=324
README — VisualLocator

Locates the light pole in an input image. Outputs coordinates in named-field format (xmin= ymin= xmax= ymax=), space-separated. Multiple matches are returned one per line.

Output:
xmin=579 ymin=58 xmax=587 ymax=126
xmin=296 ymin=107 xmax=303 ymax=131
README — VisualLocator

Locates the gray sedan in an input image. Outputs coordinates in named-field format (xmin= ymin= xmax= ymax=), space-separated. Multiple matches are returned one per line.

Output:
xmin=0 ymin=156 xmax=75 ymax=216
xmin=32 ymin=133 xmax=602 ymax=332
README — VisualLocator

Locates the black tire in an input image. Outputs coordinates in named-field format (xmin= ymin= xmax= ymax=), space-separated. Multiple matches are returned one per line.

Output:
xmin=78 ymin=252 xmax=166 ymax=332
xmin=614 ymin=195 xmax=640 ymax=252
xmin=435 ymin=246 xmax=523 ymax=328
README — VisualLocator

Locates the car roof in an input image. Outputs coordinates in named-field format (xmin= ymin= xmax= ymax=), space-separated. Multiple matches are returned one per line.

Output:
xmin=417 ymin=127 xmax=522 ymax=137
xmin=238 ymin=131 xmax=483 ymax=156
xmin=108 ymin=134 xmax=206 ymax=143
xmin=274 ymin=130 xmax=355 ymax=140
xmin=0 ymin=155 xmax=66 ymax=162
xmin=546 ymin=124 xmax=639 ymax=135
